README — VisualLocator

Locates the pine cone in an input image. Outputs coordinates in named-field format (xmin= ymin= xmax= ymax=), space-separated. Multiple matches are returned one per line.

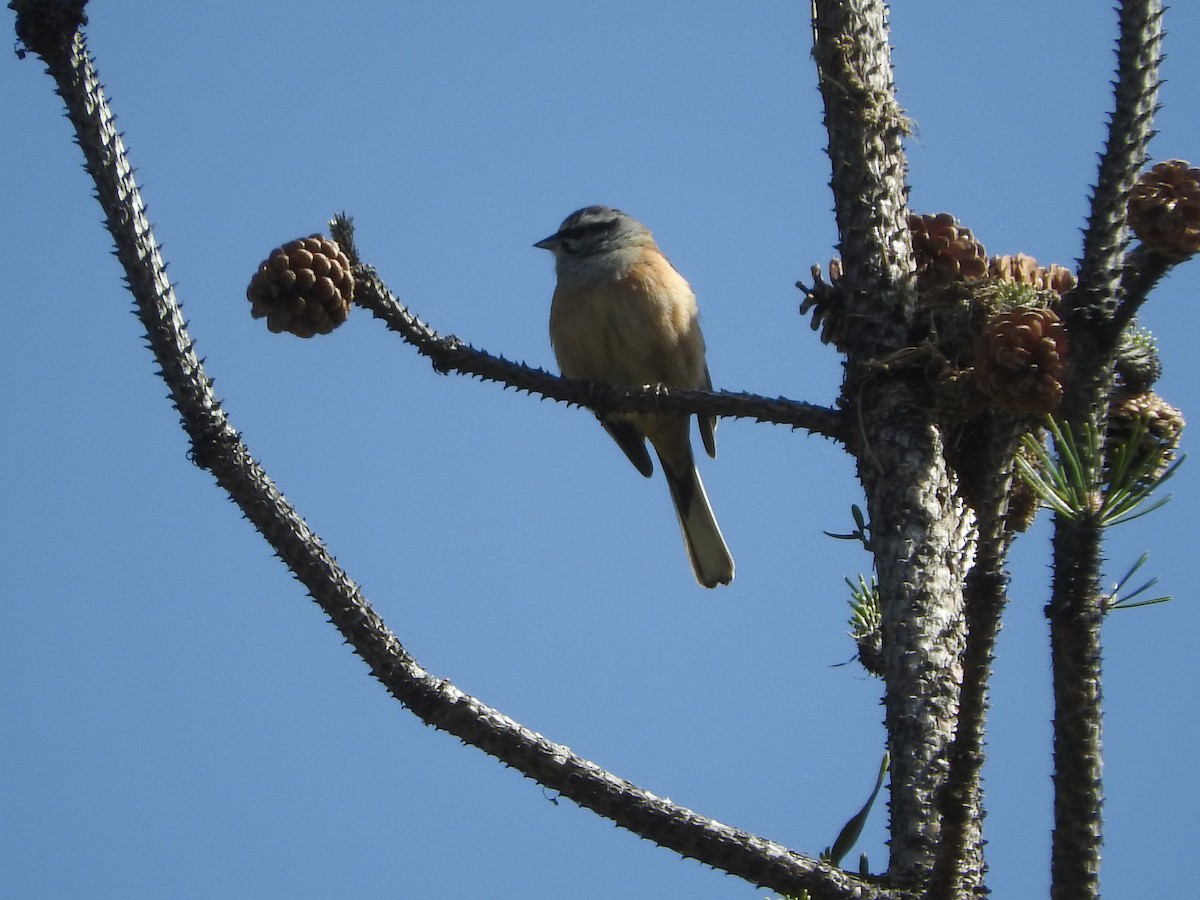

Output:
xmin=974 ymin=307 xmax=1069 ymax=415
xmin=988 ymin=253 xmax=1076 ymax=295
xmin=1128 ymin=159 xmax=1200 ymax=260
xmin=798 ymin=260 xmax=847 ymax=348
xmin=910 ymin=213 xmax=989 ymax=290
xmin=1105 ymin=390 xmax=1185 ymax=484
xmin=1114 ymin=327 xmax=1162 ymax=393
xmin=247 ymin=235 xmax=354 ymax=338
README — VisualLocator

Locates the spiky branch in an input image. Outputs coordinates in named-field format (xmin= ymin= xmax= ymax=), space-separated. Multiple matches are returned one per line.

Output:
xmin=329 ymin=216 xmax=846 ymax=441
xmin=1049 ymin=3 xmax=1163 ymax=898
xmin=10 ymin=2 xmax=882 ymax=897
xmin=813 ymin=1 xmax=980 ymax=889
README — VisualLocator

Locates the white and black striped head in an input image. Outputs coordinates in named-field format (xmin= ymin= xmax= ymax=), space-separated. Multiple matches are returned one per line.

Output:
xmin=534 ymin=206 xmax=654 ymax=260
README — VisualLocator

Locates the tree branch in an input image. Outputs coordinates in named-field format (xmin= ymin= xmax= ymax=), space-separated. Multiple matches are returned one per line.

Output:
xmin=11 ymin=3 xmax=893 ymax=897
xmin=811 ymin=0 xmax=916 ymax=356
xmin=1112 ymin=242 xmax=1176 ymax=333
xmin=329 ymin=216 xmax=847 ymax=443
xmin=813 ymin=2 xmax=972 ymax=887
xmin=1050 ymin=3 xmax=1163 ymax=899
xmin=929 ymin=418 xmax=1023 ymax=899
xmin=1067 ymin=0 xmax=1163 ymax=353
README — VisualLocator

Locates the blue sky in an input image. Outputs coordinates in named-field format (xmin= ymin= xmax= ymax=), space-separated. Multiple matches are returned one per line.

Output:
xmin=4 ymin=3 xmax=1197 ymax=897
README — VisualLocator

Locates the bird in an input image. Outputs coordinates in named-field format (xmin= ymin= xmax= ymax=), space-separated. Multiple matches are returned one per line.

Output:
xmin=536 ymin=206 xmax=734 ymax=588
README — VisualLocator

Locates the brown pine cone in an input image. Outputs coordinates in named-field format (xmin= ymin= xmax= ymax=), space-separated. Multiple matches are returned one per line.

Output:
xmin=247 ymin=235 xmax=354 ymax=338
xmin=1128 ymin=159 xmax=1200 ymax=260
xmin=910 ymin=213 xmax=989 ymax=290
xmin=988 ymin=253 xmax=1076 ymax=295
xmin=974 ymin=307 xmax=1069 ymax=415
xmin=1105 ymin=390 xmax=1185 ymax=484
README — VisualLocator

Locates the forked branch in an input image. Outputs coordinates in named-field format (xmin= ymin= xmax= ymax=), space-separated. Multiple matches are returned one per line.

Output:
xmin=11 ymin=2 xmax=881 ymax=897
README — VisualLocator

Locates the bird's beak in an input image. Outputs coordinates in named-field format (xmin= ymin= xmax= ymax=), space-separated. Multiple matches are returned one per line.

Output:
xmin=533 ymin=233 xmax=558 ymax=250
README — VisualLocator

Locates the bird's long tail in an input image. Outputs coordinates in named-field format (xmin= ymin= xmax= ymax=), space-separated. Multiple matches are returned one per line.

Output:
xmin=661 ymin=459 xmax=734 ymax=588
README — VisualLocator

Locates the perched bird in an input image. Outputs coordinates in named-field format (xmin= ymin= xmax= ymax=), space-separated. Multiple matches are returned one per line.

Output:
xmin=536 ymin=206 xmax=734 ymax=588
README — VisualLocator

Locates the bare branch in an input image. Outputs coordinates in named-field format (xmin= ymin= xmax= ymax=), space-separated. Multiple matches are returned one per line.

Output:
xmin=1067 ymin=0 xmax=1163 ymax=346
xmin=11 ymin=4 xmax=892 ymax=897
xmin=331 ymin=215 xmax=847 ymax=443
xmin=1112 ymin=242 xmax=1176 ymax=332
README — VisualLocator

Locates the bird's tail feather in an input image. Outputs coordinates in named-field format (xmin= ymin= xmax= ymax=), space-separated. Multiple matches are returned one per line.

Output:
xmin=662 ymin=462 xmax=734 ymax=588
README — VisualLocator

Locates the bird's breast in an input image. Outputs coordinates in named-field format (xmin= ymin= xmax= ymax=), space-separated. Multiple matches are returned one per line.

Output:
xmin=550 ymin=254 xmax=707 ymax=389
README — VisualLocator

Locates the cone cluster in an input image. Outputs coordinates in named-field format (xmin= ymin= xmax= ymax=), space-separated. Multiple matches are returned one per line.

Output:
xmin=974 ymin=307 xmax=1069 ymax=415
xmin=909 ymin=213 xmax=989 ymax=289
xmin=1128 ymin=159 xmax=1200 ymax=260
xmin=1106 ymin=390 xmax=1185 ymax=484
xmin=801 ymin=213 xmax=1081 ymax=351
xmin=247 ymin=236 xmax=354 ymax=338
xmin=988 ymin=253 xmax=1076 ymax=295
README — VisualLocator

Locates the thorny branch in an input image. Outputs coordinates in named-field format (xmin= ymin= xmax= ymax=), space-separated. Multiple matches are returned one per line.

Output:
xmin=1049 ymin=2 xmax=1164 ymax=898
xmin=10 ymin=2 xmax=878 ymax=898
xmin=814 ymin=1 xmax=976 ymax=890
xmin=1114 ymin=242 xmax=1177 ymax=332
xmin=328 ymin=216 xmax=847 ymax=443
